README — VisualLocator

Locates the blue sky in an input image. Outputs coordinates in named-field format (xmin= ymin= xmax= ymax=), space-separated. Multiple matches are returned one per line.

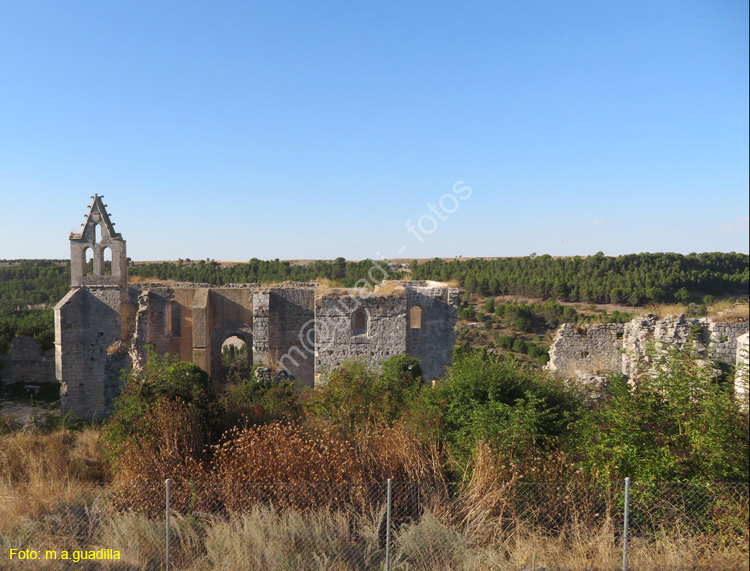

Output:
xmin=1 ymin=1 xmax=748 ymax=261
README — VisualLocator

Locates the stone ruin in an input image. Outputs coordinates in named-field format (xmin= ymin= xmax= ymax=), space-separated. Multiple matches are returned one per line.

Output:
xmin=0 ymin=336 xmax=55 ymax=387
xmin=545 ymin=313 xmax=749 ymax=399
xmin=54 ymin=196 xmax=459 ymax=419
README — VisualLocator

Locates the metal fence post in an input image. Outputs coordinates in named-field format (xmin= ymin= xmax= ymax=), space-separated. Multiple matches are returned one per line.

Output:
xmin=622 ymin=477 xmax=630 ymax=571
xmin=385 ymin=478 xmax=392 ymax=571
xmin=165 ymin=479 xmax=171 ymax=571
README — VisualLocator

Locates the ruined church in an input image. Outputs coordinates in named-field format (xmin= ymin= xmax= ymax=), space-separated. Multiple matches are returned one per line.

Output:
xmin=55 ymin=196 xmax=459 ymax=419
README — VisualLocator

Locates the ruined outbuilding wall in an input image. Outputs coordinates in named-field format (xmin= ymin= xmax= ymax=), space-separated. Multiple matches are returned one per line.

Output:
xmin=545 ymin=323 xmax=624 ymax=376
xmin=0 ymin=337 xmax=55 ymax=386
xmin=735 ymin=333 xmax=749 ymax=406
xmin=621 ymin=314 xmax=748 ymax=378
xmin=546 ymin=314 xmax=749 ymax=385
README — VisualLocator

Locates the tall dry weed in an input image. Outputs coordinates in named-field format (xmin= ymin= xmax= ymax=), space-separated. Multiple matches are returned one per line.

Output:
xmin=110 ymin=400 xmax=210 ymax=515
xmin=358 ymin=423 xmax=445 ymax=483
xmin=0 ymin=428 xmax=106 ymax=535
xmin=199 ymin=505 xmax=380 ymax=571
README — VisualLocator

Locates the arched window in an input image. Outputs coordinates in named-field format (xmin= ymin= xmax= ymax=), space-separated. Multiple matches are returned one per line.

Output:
xmin=352 ymin=309 xmax=368 ymax=335
xmin=409 ymin=306 xmax=423 ymax=329
xmin=93 ymin=223 xmax=100 ymax=244
xmin=102 ymin=247 xmax=112 ymax=276
xmin=83 ymin=247 xmax=93 ymax=276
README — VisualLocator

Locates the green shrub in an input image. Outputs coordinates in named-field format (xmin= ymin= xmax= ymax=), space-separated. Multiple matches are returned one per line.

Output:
xmin=571 ymin=345 xmax=750 ymax=481
xmin=513 ymin=339 xmax=527 ymax=353
xmin=103 ymin=351 xmax=220 ymax=465
xmin=424 ymin=348 xmax=581 ymax=475
xmin=305 ymin=355 xmax=424 ymax=437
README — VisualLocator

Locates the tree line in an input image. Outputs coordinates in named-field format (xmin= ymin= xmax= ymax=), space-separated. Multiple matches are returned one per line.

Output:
xmin=0 ymin=260 xmax=68 ymax=352
xmin=128 ymin=257 xmax=395 ymax=286
xmin=411 ymin=251 xmax=748 ymax=304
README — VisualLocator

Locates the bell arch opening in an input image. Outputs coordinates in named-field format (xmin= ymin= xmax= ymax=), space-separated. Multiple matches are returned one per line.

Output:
xmin=84 ymin=247 xmax=94 ymax=276
xmin=103 ymin=247 xmax=112 ymax=276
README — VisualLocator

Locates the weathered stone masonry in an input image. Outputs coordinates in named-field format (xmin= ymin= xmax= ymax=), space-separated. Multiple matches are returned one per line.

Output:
xmin=0 ymin=337 xmax=55 ymax=386
xmin=55 ymin=197 xmax=459 ymax=419
xmin=546 ymin=313 xmax=749 ymax=392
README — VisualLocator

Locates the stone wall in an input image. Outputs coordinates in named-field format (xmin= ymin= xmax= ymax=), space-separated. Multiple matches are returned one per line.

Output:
xmin=314 ymin=293 xmax=407 ymax=384
xmin=546 ymin=323 xmax=624 ymax=376
xmin=406 ymin=286 xmax=459 ymax=381
xmin=0 ymin=336 xmax=55 ymax=386
xmin=266 ymin=287 xmax=316 ymax=388
xmin=55 ymin=286 xmax=127 ymax=419
xmin=546 ymin=314 xmax=749 ymax=389
xmin=736 ymin=332 xmax=749 ymax=406
xmin=621 ymin=315 xmax=748 ymax=378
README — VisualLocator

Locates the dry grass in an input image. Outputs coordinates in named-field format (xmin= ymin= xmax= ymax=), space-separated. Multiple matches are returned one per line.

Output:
xmin=0 ymin=427 xmax=105 ymax=538
xmin=197 ymin=506 xmax=380 ymax=571
xmin=315 ymin=278 xmax=409 ymax=299
xmin=127 ymin=275 xmax=179 ymax=285
xmin=213 ymin=421 xmax=362 ymax=485
xmin=0 ymin=424 xmax=746 ymax=570
xmin=371 ymin=281 xmax=406 ymax=297
xmin=358 ymin=424 xmax=445 ymax=482
xmin=0 ymin=415 xmax=746 ymax=569
xmin=0 ymin=427 xmax=104 ymax=483
xmin=709 ymin=298 xmax=750 ymax=321
xmin=1 ymin=497 xmax=745 ymax=571
xmin=648 ymin=299 xmax=749 ymax=321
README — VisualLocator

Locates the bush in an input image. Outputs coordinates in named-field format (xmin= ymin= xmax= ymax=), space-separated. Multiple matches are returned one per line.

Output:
xmin=305 ymin=356 xmax=424 ymax=437
xmin=460 ymin=307 xmax=476 ymax=321
xmin=512 ymin=339 xmax=527 ymax=353
xmin=103 ymin=352 xmax=220 ymax=471
xmin=425 ymin=348 xmax=582 ymax=476
xmin=220 ymin=376 xmax=301 ymax=428
xmin=571 ymin=345 xmax=750 ymax=481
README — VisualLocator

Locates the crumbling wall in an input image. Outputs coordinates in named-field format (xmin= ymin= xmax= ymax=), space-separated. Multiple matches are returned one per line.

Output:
xmin=621 ymin=315 xmax=748 ymax=378
xmin=545 ymin=323 xmax=624 ymax=376
xmin=546 ymin=314 xmax=749 ymax=387
xmin=406 ymin=286 xmax=459 ymax=381
xmin=266 ymin=287 xmax=316 ymax=387
xmin=0 ymin=336 xmax=55 ymax=386
xmin=735 ymin=332 xmax=749 ymax=407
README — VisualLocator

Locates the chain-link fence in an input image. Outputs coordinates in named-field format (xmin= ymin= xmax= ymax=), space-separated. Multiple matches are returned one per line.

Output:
xmin=1 ymin=479 xmax=747 ymax=570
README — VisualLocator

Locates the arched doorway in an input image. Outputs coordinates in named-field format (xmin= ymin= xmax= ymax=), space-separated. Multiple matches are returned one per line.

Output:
xmin=221 ymin=335 xmax=252 ymax=382
xmin=210 ymin=320 xmax=253 ymax=384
